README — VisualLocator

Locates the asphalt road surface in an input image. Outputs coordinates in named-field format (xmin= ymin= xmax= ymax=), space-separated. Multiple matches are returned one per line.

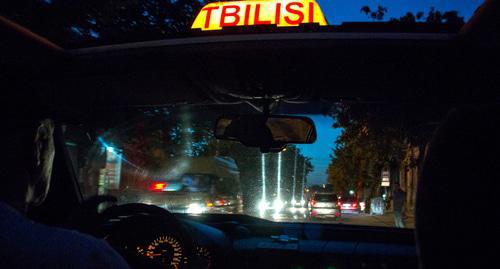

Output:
xmin=270 ymin=211 xmax=415 ymax=229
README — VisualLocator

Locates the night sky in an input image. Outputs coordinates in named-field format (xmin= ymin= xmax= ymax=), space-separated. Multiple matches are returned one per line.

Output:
xmin=316 ymin=0 xmax=483 ymax=25
xmin=297 ymin=115 xmax=341 ymax=186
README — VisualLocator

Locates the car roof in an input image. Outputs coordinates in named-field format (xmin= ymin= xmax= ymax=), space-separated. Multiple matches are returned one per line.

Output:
xmin=1 ymin=1 xmax=499 ymax=121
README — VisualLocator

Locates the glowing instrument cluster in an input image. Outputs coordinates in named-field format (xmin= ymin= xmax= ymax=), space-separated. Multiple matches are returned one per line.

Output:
xmin=135 ymin=235 xmax=214 ymax=268
xmin=136 ymin=235 xmax=184 ymax=268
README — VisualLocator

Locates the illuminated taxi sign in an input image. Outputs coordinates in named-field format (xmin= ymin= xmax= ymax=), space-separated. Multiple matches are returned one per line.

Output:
xmin=192 ymin=0 xmax=328 ymax=31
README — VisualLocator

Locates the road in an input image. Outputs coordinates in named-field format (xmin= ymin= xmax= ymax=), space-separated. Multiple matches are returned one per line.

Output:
xmin=323 ymin=212 xmax=415 ymax=229
xmin=269 ymin=210 xmax=415 ymax=229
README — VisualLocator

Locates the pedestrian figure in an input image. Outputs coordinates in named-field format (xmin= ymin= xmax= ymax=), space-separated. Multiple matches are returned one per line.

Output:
xmin=393 ymin=182 xmax=406 ymax=228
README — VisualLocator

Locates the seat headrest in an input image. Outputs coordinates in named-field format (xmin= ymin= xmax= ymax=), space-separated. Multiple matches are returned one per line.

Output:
xmin=416 ymin=106 xmax=499 ymax=269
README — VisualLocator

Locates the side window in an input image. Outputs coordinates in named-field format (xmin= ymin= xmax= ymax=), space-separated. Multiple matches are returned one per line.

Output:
xmin=62 ymin=125 xmax=101 ymax=199
xmin=63 ymin=124 xmax=121 ymax=199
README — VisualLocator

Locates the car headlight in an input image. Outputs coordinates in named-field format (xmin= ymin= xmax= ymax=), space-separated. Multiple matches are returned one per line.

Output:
xmin=273 ymin=199 xmax=284 ymax=212
xmin=187 ymin=203 xmax=206 ymax=214
xmin=258 ymin=200 xmax=268 ymax=211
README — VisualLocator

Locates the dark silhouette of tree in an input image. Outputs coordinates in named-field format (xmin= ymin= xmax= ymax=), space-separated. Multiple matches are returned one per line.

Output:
xmin=326 ymin=6 xmax=467 ymax=205
xmin=360 ymin=5 xmax=465 ymax=26
xmin=327 ymin=101 xmax=447 ymax=209
xmin=1 ymin=0 xmax=209 ymax=47
xmin=360 ymin=5 xmax=388 ymax=21
xmin=416 ymin=11 xmax=425 ymax=20
xmin=2 ymin=2 xmax=467 ymax=47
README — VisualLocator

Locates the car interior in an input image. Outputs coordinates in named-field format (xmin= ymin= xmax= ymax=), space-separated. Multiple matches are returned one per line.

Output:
xmin=1 ymin=1 xmax=498 ymax=269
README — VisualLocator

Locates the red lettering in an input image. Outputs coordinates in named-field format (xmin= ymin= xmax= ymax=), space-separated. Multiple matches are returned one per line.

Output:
xmin=308 ymin=2 xmax=314 ymax=23
xmin=275 ymin=3 xmax=282 ymax=25
xmin=202 ymin=6 xmax=220 ymax=28
xmin=284 ymin=2 xmax=304 ymax=25
xmin=244 ymin=4 xmax=251 ymax=25
xmin=220 ymin=5 xmax=240 ymax=27
xmin=254 ymin=4 xmax=271 ymax=25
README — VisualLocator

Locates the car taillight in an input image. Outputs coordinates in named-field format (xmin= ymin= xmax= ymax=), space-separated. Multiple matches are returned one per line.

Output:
xmin=150 ymin=182 xmax=166 ymax=191
xmin=310 ymin=200 xmax=316 ymax=206
xmin=352 ymin=203 xmax=358 ymax=208
xmin=337 ymin=201 xmax=342 ymax=207
xmin=215 ymin=199 xmax=225 ymax=206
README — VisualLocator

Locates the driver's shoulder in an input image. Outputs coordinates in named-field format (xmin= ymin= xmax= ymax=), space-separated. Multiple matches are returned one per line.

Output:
xmin=0 ymin=203 xmax=129 ymax=269
xmin=37 ymin=224 xmax=131 ymax=268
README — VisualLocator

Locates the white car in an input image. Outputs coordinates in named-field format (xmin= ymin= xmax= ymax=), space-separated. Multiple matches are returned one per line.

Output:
xmin=309 ymin=193 xmax=341 ymax=219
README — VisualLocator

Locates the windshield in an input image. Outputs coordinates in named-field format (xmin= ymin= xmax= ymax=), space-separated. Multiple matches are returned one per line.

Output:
xmin=1 ymin=0 xmax=482 ymax=48
xmin=64 ymin=103 xmax=439 ymax=229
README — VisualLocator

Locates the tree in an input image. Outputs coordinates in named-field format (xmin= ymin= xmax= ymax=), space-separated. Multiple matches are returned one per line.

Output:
xmin=1 ymin=0 xmax=209 ymax=47
xmin=360 ymin=5 xmax=465 ymax=26
xmin=330 ymin=6 xmax=464 ymax=201
xmin=360 ymin=5 xmax=388 ymax=21
xmin=326 ymin=101 xmax=446 ymax=211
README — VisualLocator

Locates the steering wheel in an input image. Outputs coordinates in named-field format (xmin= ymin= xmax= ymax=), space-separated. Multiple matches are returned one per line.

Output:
xmin=96 ymin=203 xmax=196 ymax=269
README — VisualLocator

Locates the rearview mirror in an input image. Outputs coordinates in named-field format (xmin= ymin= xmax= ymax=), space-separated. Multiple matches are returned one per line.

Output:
xmin=215 ymin=115 xmax=317 ymax=152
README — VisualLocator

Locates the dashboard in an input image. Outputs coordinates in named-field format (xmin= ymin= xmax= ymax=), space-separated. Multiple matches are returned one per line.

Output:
xmin=95 ymin=203 xmax=227 ymax=269
xmin=96 ymin=204 xmax=418 ymax=269
xmin=186 ymin=214 xmax=419 ymax=269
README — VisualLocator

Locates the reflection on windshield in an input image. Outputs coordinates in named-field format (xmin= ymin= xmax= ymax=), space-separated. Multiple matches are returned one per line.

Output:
xmin=63 ymin=105 xmax=434 ymax=229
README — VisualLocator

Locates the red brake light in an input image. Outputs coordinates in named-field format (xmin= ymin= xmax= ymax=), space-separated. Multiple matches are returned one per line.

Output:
xmin=150 ymin=182 xmax=166 ymax=191
xmin=310 ymin=199 xmax=316 ymax=206
xmin=215 ymin=199 xmax=225 ymax=206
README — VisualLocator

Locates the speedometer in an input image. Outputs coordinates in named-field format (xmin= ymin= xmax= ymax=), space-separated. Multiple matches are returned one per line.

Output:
xmin=136 ymin=235 xmax=184 ymax=268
